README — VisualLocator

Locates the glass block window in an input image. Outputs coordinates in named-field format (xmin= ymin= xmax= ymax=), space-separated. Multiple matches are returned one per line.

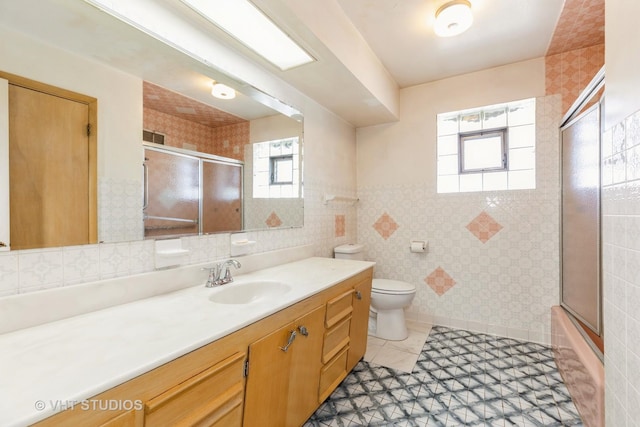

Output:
xmin=253 ymin=137 xmax=300 ymax=198
xmin=437 ymin=98 xmax=536 ymax=193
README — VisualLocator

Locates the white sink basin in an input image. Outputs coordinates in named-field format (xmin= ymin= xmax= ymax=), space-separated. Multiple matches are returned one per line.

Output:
xmin=208 ymin=280 xmax=292 ymax=304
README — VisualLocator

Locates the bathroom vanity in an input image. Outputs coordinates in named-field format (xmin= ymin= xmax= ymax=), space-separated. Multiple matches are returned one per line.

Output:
xmin=0 ymin=256 xmax=373 ymax=427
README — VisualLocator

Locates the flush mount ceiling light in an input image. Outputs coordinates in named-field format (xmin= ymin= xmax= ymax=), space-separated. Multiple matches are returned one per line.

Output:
xmin=180 ymin=0 xmax=314 ymax=71
xmin=211 ymin=82 xmax=236 ymax=100
xmin=434 ymin=0 xmax=473 ymax=37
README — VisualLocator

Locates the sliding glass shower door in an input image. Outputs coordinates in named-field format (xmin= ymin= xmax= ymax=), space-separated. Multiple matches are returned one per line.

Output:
xmin=143 ymin=145 xmax=243 ymax=238
xmin=560 ymin=101 xmax=601 ymax=335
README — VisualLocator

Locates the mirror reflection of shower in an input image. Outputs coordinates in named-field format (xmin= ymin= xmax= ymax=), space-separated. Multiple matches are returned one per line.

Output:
xmin=143 ymin=144 xmax=243 ymax=238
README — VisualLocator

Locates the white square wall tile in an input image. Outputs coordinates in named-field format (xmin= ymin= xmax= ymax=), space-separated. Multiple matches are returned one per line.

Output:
xmin=0 ymin=252 xmax=19 ymax=294
xmin=99 ymin=243 xmax=130 ymax=279
xmin=129 ymin=240 xmax=155 ymax=274
xmin=63 ymin=245 xmax=100 ymax=285
xmin=18 ymin=249 xmax=63 ymax=290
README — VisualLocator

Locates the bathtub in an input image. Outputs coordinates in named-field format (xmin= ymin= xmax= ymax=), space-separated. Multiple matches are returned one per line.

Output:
xmin=551 ymin=306 xmax=604 ymax=427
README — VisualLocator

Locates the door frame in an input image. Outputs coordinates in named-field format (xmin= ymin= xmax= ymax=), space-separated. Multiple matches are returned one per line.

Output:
xmin=0 ymin=70 xmax=98 ymax=247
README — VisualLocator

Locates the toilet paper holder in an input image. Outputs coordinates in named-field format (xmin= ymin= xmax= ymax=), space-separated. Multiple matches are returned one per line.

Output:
xmin=410 ymin=240 xmax=428 ymax=253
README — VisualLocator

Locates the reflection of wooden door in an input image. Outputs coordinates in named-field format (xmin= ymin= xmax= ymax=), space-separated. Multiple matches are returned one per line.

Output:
xmin=9 ymin=84 xmax=93 ymax=250
xmin=202 ymin=160 xmax=242 ymax=233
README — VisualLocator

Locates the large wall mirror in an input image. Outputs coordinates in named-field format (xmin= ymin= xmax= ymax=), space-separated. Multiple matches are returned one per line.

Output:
xmin=0 ymin=0 xmax=304 ymax=251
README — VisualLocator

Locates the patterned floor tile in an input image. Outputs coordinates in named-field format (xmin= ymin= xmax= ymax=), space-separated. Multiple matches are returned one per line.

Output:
xmin=306 ymin=326 xmax=584 ymax=426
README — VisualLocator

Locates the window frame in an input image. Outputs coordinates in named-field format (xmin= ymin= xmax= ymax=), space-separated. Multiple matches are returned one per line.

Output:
xmin=269 ymin=154 xmax=294 ymax=185
xmin=458 ymin=127 xmax=508 ymax=174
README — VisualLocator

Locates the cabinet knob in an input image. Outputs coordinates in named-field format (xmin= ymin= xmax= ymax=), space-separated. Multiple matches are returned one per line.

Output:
xmin=0 ymin=242 xmax=6 ymax=248
xmin=354 ymin=290 xmax=362 ymax=300
xmin=298 ymin=325 xmax=309 ymax=336
xmin=279 ymin=330 xmax=297 ymax=352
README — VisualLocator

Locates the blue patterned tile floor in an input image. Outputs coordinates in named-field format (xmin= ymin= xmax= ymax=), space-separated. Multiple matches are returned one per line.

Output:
xmin=305 ymin=326 xmax=583 ymax=426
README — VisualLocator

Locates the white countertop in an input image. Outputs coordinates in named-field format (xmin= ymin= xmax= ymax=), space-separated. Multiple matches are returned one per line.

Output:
xmin=0 ymin=257 xmax=374 ymax=426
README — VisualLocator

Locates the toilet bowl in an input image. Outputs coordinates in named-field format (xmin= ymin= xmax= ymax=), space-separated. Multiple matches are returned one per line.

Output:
xmin=369 ymin=279 xmax=416 ymax=341
xmin=333 ymin=244 xmax=416 ymax=341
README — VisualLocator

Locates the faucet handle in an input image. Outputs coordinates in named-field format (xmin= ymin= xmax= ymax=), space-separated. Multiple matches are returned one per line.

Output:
xmin=202 ymin=265 xmax=221 ymax=287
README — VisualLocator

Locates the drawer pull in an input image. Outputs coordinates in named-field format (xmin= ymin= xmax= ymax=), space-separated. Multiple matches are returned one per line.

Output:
xmin=280 ymin=330 xmax=297 ymax=352
xmin=298 ymin=325 xmax=309 ymax=336
xmin=354 ymin=290 xmax=362 ymax=300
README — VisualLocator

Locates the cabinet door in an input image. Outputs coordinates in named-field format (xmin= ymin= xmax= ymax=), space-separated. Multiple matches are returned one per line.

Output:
xmin=244 ymin=305 xmax=325 ymax=427
xmin=243 ymin=322 xmax=293 ymax=427
xmin=286 ymin=305 xmax=325 ymax=426
xmin=348 ymin=278 xmax=372 ymax=371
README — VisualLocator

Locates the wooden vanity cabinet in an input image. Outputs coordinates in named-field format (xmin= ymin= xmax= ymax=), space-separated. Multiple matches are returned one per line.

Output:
xmin=33 ymin=267 xmax=373 ymax=427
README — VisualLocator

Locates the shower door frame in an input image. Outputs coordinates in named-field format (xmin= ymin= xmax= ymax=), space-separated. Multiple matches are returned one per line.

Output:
xmin=559 ymin=67 xmax=604 ymax=337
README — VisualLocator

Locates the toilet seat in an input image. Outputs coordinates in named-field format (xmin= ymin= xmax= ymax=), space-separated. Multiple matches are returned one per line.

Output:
xmin=372 ymin=279 xmax=415 ymax=295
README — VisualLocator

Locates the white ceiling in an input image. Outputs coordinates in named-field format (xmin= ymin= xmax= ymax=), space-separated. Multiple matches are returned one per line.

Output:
xmin=335 ymin=0 xmax=564 ymax=88
xmin=0 ymin=0 xmax=566 ymax=127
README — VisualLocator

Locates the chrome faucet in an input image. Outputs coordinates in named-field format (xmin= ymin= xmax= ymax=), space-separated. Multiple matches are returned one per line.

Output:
xmin=203 ymin=259 xmax=242 ymax=287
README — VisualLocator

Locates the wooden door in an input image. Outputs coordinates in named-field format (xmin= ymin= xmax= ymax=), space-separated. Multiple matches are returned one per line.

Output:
xmin=9 ymin=84 xmax=93 ymax=249
xmin=286 ymin=305 xmax=325 ymax=426
xmin=347 ymin=278 xmax=372 ymax=371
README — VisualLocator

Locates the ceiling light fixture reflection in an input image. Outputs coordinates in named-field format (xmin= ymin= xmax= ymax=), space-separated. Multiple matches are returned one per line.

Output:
xmin=434 ymin=0 xmax=473 ymax=37
xmin=211 ymin=82 xmax=236 ymax=100
xmin=180 ymin=0 xmax=314 ymax=71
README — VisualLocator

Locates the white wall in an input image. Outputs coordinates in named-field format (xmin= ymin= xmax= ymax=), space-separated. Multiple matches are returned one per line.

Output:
xmin=604 ymin=1 xmax=640 ymax=130
xmin=356 ymin=58 xmax=560 ymax=343
xmin=0 ymin=26 xmax=142 ymax=182
xmin=602 ymin=2 xmax=640 ymax=424
xmin=357 ymin=58 xmax=545 ymax=187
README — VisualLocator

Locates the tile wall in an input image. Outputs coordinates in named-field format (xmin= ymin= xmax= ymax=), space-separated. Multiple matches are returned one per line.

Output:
xmin=0 ymin=180 xmax=356 ymax=297
xmin=143 ymin=107 xmax=248 ymax=161
xmin=602 ymin=109 xmax=640 ymax=426
xmin=98 ymin=177 xmax=144 ymax=243
xmin=545 ymin=43 xmax=604 ymax=114
xmin=357 ymin=95 xmax=562 ymax=344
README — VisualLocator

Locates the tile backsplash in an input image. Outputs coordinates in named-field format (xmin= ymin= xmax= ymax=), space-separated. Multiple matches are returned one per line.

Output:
xmin=0 ymin=181 xmax=358 ymax=297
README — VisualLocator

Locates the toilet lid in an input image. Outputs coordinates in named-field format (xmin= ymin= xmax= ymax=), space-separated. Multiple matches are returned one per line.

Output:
xmin=372 ymin=279 xmax=416 ymax=295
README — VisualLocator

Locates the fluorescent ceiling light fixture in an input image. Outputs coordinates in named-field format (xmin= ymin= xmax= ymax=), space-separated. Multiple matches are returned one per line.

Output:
xmin=211 ymin=82 xmax=236 ymax=99
xmin=181 ymin=0 xmax=314 ymax=71
xmin=434 ymin=0 xmax=473 ymax=37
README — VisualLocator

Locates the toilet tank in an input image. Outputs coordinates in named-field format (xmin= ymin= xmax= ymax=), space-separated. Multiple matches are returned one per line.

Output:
xmin=334 ymin=244 xmax=365 ymax=260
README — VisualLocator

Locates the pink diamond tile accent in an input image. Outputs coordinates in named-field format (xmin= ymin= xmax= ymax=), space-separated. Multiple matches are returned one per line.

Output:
xmin=335 ymin=214 xmax=346 ymax=237
xmin=425 ymin=267 xmax=456 ymax=296
xmin=466 ymin=211 xmax=503 ymax=243
xmin=265 ymin=212 xmax=282 ymax=228
xmin=373 ymin=212 xmax=399 ymax=240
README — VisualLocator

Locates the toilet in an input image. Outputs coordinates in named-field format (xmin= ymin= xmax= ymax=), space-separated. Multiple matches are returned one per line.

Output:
xmin=334 ymin=244 xmax=416 ymax=341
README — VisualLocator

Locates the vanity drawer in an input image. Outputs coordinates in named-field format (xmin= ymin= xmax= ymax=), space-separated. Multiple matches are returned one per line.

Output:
xmin=318 ymin=346 xmax=349 ymax=403
xmin=325 ymin=290 xmax=353 ymax=328
xmin=145 ymin=352 xmax=245 ymax=427
xmin=322 ymin=316 xmax=351 ymax=364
